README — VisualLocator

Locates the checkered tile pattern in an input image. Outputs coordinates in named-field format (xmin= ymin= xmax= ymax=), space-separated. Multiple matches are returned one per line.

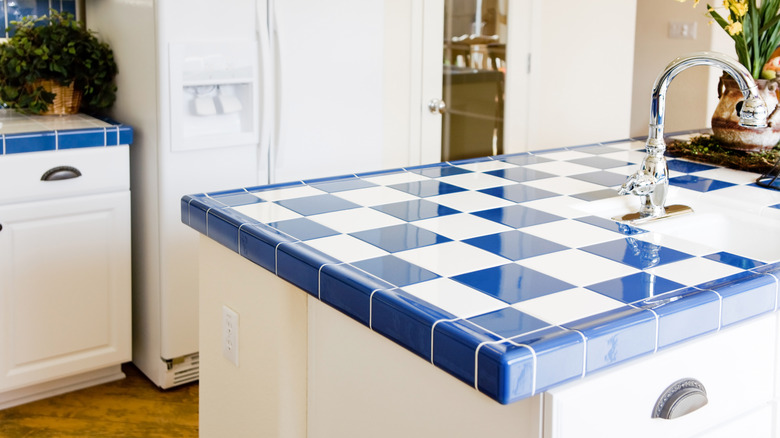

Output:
xmin=183 ymin=134 xmax=780 ymax=405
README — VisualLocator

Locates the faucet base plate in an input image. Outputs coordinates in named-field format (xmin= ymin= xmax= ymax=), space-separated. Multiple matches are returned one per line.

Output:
xmin=612 ymin=204 xmax=694 ymax=225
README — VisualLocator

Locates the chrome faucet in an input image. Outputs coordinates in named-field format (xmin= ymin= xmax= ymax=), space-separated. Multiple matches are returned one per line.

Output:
xmin=616 ymin=52 xmax=769 ymax=223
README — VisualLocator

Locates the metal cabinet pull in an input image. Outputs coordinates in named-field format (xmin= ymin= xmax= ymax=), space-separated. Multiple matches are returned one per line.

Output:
xmin=41 ymin=166 xmax=82 ymax=181
xmin=652 ymin=378 xmax=708 ymax=419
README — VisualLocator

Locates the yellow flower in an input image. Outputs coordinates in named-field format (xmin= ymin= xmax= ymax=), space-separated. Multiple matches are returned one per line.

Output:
xmin=675 ymin=0 xmax=700 ymax=5
xmin=726 ymin=0 xmax=748 ymax=17
xmin=725 ymin=20 xmax=743 ymax=35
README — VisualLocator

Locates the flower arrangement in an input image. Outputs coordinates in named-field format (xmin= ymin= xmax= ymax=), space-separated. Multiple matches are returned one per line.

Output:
xmin=676 ymin=0 xmax=780 ymax=79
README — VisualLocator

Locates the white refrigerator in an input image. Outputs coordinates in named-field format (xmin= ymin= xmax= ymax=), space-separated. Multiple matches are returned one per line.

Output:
xmin=84 ymin=0 xmax=439 ymax=387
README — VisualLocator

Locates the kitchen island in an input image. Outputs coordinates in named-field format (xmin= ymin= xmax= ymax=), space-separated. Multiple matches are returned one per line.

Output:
xmin=183 ymin=133 xmax=780 ymax=437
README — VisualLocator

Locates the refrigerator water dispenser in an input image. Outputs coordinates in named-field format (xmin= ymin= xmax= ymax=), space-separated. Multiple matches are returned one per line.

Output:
xmin=169 ymin=41 xmax=259 ymax=151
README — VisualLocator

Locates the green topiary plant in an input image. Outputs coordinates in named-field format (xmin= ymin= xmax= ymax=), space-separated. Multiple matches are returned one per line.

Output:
xmin=0 ymin=10 xmax=118 ymax=114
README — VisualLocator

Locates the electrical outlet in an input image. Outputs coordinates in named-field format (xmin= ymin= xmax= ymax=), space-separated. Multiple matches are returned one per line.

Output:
xmin=222 ymin=305 xmax=239 ymax=367
xmin=669 ymin=21 xmax=697 ymax=40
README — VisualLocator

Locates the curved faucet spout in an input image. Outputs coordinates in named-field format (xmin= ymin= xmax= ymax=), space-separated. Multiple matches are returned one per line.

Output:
xmin=648 ymin=51 xmax=768 ymax=145
xmin=617 ymin=52 xmax=768 ymax=224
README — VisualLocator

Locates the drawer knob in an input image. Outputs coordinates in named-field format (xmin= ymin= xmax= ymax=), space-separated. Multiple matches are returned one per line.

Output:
xmin=652 ymin=378 xmax=708 ymax=419
xmin=41 ymin=166 xmax=82 ymax=181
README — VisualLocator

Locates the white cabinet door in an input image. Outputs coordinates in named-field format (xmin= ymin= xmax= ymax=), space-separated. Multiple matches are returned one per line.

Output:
xmin=0 ymin=191 xmax=131 ymax=391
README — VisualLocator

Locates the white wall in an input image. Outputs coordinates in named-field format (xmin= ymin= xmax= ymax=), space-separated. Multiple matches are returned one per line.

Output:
xmin=630 ymin=0 xmax=736 ymax=137
xmin=525 ymin=0 xmax=637 ymax=150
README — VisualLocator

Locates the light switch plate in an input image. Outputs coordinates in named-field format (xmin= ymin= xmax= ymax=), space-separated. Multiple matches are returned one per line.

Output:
xmin=222 ymin=305 xmax=239 ymax=367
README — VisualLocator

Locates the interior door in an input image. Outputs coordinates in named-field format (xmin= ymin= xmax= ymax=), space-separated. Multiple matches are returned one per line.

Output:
xmin=424 ymin=0 xmax=533 ymax=162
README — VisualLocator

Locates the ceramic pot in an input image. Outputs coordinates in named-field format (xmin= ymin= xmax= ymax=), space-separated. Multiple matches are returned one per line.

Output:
xmin=711 ymin=74 xmax=780 ymax=152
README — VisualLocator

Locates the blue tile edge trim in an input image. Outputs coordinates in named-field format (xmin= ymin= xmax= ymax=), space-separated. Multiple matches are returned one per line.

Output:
xmin=1 ymin=122 xmax=134 ymax=155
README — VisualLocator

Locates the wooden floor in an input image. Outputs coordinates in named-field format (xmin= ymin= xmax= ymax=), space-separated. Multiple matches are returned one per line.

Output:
xmin=0 ymin=363 xmax=198 ymax=437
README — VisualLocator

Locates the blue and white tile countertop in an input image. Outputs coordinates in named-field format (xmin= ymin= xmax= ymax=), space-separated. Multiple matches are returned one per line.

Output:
xmin=182 ymin=133 xmax=780 ymax=405
xmin=0 ymin=109 xmax=133 ymax=154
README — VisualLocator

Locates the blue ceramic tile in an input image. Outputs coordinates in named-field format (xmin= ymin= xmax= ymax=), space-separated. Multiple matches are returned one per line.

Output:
xmin=5 ymin=132 xmax=56 ymax=154
xmin=666 ymin=159 xmax=717 ymax=173
xmin=60 ymin=0 xmax=77 ymax=15
xmin=410 ymin=164 xmax=472 ymax=178
xmin=569 ymin=171 xmax=628 ymax=187
xmin=389 ymin=180 xmax=467 ymax=197
xmin=571 ymin=189 xmax=622 ymax=202
xmin=467 ymin=307 xmax=550 ymax=339
xmin=485 ymin=167 xmax=556 ymax=183
xmin=266 ymin=217 xmax=339 ymax=241
xmin=453 ymin=263 xmax=575 ymax=304
xmin=479 ymin=184 xmax=558 ymax=203
xmin=309 ymin=178 xmax=376 ymax=193
xmin=476 ymin=340 xmax=535 ymax=402
xmin=569 ymin=156 xmax=632 ymax=169
xmin=771 ymin=203 xmax=780 ymax=210
xmin=507 ymin=328 xmax=585 ymax=395
xmin=352 ymin=255 xmax=440 ymax=287
xmin=58 ymin=129 xmax=105 ymax=149
xmin=449 ymin=156 xmax=494 ymax=166
xmin=238 ymin=224 xmax=289 ymax=273
xmin=563 ymin=306 xmax=656 ymax=373
xmin=498 ymin=154 xmax=553 ymax=166
xmin=354 ymin=168 xmax=405 ymax=178
xmin=586 ymin=272 xmax=686 ymax=303
xmin=704 ymin=252 xmax=764 ymax=269
xmin=371 ymin=199 xmax=460 ymax=221
xmin=433 ymin=319 xmax=505 ymax=388
xmin=275 ymin=194 xmax=360 ymax=216
xmin=575 ymin=216 xmax=647 ymax=235
xmin=210 ymin=192 xmax=264 ymax=207
xmin=638 ymin=288 xmax=720 ymax=349
xmin=581 ymin=238 xmax=693 ymax=269
xmin=118 ymin=126 xmax=134 ymax=145
xmin=205 ymin=208 xmax=241 ymax=252
xmin=372 ymin=289 xmax=456 ymax=361
xmin=248 ymin=181 xmax=305 ymax=195
xmin=697 ymin=271 xmax=776 ymax=327
xmin=350 ymin=223 xmax=451 ymax=253
xmin=669 ymin=175 xmax=735 ymax=192
xmin=320 ymin=264 xmax=395 ymax=325
xmin=276 ymin=242 xmax=341 ymax=296
xmin=464 ymin=230 xmax=568 ymax=261
xmin=184 ymin=196 xmax=210 ymax=235
xmin=473 ymin=204 xmax=565 ymax=228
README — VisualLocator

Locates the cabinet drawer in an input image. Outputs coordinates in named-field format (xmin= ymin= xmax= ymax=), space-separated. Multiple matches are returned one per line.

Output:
xmin=544 ymin=313 xmax=777 ymax=438
xmin=0 ymin=146 xmax=129 ymax=205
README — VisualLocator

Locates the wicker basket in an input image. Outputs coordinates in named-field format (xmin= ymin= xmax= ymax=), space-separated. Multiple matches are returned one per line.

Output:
xmin=34 ymin=79 xmax=83 ymax=115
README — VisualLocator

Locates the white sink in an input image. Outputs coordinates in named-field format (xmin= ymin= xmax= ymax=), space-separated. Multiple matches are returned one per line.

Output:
xmin=578 ymin=190 xmax=780 ymax=263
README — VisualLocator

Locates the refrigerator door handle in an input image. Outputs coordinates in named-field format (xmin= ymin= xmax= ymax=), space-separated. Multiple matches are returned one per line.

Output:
xmin=268 ymin=0 xmax=283 ymax=184
xmin=258 ymin=0 xmax=275 ymax=185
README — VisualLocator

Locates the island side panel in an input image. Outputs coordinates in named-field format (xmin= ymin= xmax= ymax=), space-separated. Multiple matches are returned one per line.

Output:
xmin=306 ymin=292 xmax=543 ymax=437
xmin=199 ymin=237 xmax=308 ymax=438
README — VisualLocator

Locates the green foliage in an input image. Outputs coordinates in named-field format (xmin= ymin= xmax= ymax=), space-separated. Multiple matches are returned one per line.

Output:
xmin=0 ymin=10 xmax=118 ymax=114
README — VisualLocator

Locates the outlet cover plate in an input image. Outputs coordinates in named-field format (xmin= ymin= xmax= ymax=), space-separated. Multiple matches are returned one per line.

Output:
xmin=222 ymin=305 xmax=239 ymax=367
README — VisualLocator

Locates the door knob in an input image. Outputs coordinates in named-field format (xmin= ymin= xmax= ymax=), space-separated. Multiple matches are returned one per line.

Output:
xmin=652 ymin=378 xmax=708 ymax=419
xmin=428 ymin=98 xmax=446 ymax=114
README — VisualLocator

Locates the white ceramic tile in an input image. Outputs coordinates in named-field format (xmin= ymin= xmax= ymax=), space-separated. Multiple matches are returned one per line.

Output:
xmin=426 ymin=190 xmax=515 ymax=212
xmin=395 ymin=241 xmax=508 ymax=277
xmin=402 ymin=278 xmax=508 ymax=319
xmin=453 ymin=160 xmax=517 ymax=172
xmin=600 ymin=149 xmax=647 ymax=163
xmin=601 ymin=140 xmax=645 ymax=150
xmin=304 ymin=234 xmax=389 ymax=263
xmin=333 ymin=185 xmax=418 ymax=206
xmin=308 ymin=207 xmax=405 ymax=233
xmin=534 ymin=150 xmax=593 ymax=161
xmin=524 ymin=161 xmax=600 ymax=177
xmin=363 ymin=172 xmax=429 ymax=186
xmin=512 ymin=287 xmax=624 ymax=326
xmin=692 ymin=167 xmax=760 ymax=184
xmin=522 ymin=176 xmax=606 ymax=196
xmin=607 ymin=164 xmax=639 ymax=177
xmin=645 ymin=257 xmax=744 ymax=287
xmin=518 ymin=249 xmax=639 ymax=287
xmin=253 ymin=185 xmax=326 ymax=201
xmin=522 ymin=219 xmax=624 ymax=248
xmin=438 ymin=172 xmax=516 ymax=190
xmin=232 ymin=202 xmax=302 ymax=223
xmin=413 ymin=213 xmax=514 ymax=240
xmin=521 ymin=195 xmax=592 ymax=218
